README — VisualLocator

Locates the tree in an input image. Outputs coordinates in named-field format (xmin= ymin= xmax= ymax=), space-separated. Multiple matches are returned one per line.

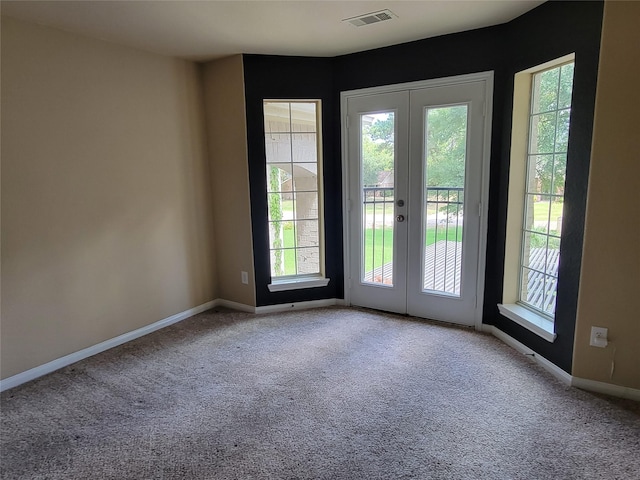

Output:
xmin=361 ymin=115 xmax=394 ymax=186
xmin=368 ymin=116 xmax=394 ymax=144
xmin=360 ymin=107 xmax=476 ymax=191
xmin=530 ymin=63 xmax=573 ymax=196
xmin=425 ymin=106 xmax=467 ymax=188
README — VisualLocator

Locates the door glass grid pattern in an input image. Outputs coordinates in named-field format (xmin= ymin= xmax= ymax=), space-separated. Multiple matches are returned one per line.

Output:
xmin=264 ymin=101 xmax=321 ymax=278
xmin=423 ymin=105 xmax=467 ymax=296
xmin=360 ymin=112 xmax=395 ymax=285
xmin=520 ymin=62 xmax=574 ymax=317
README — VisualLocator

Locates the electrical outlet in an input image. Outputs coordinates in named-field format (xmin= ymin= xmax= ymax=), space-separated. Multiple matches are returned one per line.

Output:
xmin=589 ymin=326 xmax=608 ymax=348
xmin=241 ymin=271 xmax=249 ymax=285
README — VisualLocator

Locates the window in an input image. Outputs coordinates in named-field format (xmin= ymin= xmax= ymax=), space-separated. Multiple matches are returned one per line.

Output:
xmin=263 ymin=101 xmax=328 ymax=291
xmin=499 ymin=54 xmax=574 ymax=341
xmin=520 ymin=62 xmax=574 ymax=315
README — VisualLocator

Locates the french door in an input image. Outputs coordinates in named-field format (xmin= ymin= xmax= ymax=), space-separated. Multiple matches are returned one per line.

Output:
xmin=343 ymin=74 xmax=492 ymax=326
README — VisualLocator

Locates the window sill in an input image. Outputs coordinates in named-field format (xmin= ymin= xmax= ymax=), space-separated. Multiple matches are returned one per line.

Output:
xmin=268 ymin=276 xmax=330 ymax=292
xmin=497 ymin=303 xmax=557 ymax=343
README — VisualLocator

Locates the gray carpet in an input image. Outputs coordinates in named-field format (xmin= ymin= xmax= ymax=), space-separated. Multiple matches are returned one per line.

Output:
xmin=1 ymin=307 xmax=639 ymax=479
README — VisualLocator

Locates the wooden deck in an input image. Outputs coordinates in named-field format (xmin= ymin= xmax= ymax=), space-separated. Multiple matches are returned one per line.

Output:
xmin=524 ymin=246 xmax=559 ymax=313
xmin=363 ymin=241 xmax=559 ymax=312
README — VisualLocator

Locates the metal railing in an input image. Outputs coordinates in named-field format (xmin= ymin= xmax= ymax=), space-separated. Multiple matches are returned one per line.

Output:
xmin=424 ymin=187 xmax=463 ymax=295
xmin=362 ymin=187 xmax=395 ymax=284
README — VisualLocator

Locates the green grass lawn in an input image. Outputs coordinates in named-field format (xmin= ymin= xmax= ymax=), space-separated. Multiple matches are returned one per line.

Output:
xmin=363 ymin=225 xmax=461 ymax=273
xmin=281 ymin=199 xmax=294 ymax=213
xmin=274 ymin=200 xmax=561 ymax=275
xmin=533 ymin=200 xmax=563 ymax=222
xmin=275 ymin=224 xmax=461 ymax=275
xmin=363 ymin=203 xmax=439 ymax=216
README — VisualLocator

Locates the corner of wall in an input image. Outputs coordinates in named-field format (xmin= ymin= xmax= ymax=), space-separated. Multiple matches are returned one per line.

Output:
xmin=201 ymin=55 xmax=256 ymax=307
xmin=573 ymin=0 xmax=640 ymax=390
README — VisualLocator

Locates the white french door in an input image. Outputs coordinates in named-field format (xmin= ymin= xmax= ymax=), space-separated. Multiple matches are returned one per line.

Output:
xmin=343 ymin=74 xmax=492 ymax=326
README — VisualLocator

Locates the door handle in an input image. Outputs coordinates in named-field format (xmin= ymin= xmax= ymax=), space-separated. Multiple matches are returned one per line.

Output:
xmin=396 ymin=214 xmax=405 ymax=222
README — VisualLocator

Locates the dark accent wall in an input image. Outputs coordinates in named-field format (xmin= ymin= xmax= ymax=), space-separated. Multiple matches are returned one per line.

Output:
xmin=493 ymin=1 xmax=603 ymax=372
xmin=243 ymin=56 xmax=341 ymax=306
xmin=243 ymin=1 xmax=603 ymax=372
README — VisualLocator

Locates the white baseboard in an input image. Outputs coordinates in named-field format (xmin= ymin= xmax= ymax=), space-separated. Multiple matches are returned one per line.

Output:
xmin=214 ymin=298 xmax=344 ymax=314
xmin=571 ymin=377 xmax=640 ymax=401
xmin=254 ymin=298 xmax=342 ymax=314
xmin=214 ymin=298 xmax=256 ymax=313
xmin=0 ymin=300 xmax=217 ymax=393
xmin=483 ymin=324 xmax=640 ymax=400
xmin=1 ymin=297 xmax=346 ymax=392
xmin=483 ymin=324 xmax=572 ymax=384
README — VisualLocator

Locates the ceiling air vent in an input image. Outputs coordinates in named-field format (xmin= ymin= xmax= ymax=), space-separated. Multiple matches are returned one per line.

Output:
xmin=343 ymin=9 xmax=397 ymax=27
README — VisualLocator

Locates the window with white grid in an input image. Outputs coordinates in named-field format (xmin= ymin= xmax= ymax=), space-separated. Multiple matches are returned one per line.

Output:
xmin=263 ymin=101 xmax=324 ymax=282
xmin=519 ymin=61 xmax=574 ymax=318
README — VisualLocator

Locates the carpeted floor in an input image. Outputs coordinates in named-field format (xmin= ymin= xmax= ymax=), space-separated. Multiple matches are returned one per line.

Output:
xmin=1 ymin=306 xmax=639 ymax=479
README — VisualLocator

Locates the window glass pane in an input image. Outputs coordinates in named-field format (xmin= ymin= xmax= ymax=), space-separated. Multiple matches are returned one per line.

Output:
xmin=266 ymin=165 xmax=291 ymax=192
xmin=267 ymin=225 xmax=278 ymax=251
xmin=268 ymin=223 xmax=281 ymax=251
xmin=527 ymin=155 xmax=554 ymax=194
xmin=522 ymin=231 xmax=549 ymax=264
xmin=290 ymin=103 xmax=317 ymax=132
xmin=269 ymin=250 xmax=282 ymax=277
xmin=518 ymin=61 xmax=573 ymax=318
xmin=555 ymin=109 xmax=571 ymax=153
xmin=296 ymin=247 xmax=320 ymax=275
xmin=529 ymin=112 xmax=556 ymax=154
xmin=294 ymin=192 xmax=318 ymax=220
xmin=270 ymin=249 xmax=297 ymax=277
xmin=544 ymin=244 xmax=560 ymax=276
xmin=553 ymin=154 xmax=567 ymax=195
xmin=283 ymin=249 xmax=296 ymax=275
xmin=521 ymin=267 xmax=545 ymax=310
xmin=264 ymin=101 xmax=322 ymax=279
xmin=558 ymin=63 xmax=575 ymax=109
xmin=265 ymin=134 xmax=292 ymax=163
xmin=292 ymin=163 xmax=317 ymax=185
xmin=264 ymin=102 xmax=290 ymax=132
xmin=543 ymin=279 xmax=558 ymax=316
xmin=361 ymin=112 xmax=395 ymax=286
xmin=548 ymin=202 xmax=564 ymax=237
xmin=267 ymin=192 xmax=284 ymax=225
xmin=292 ymin=133 xmax=317 ymax=162
xmin=282 ymin=222 xmax=295 ymax=248
xmin=532 ymin=67 xmax=560 ymax=114
xmin=423 ymin=105 xmax=467 ymax=296
xmin=294 ymin=220 xmax=319 ymax=247
xmin=524 ymin=194 xmax=551 ymax=234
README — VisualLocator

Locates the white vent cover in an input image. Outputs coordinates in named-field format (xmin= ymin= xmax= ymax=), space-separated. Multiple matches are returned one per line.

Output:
xmin=343 ymin=9 xmax=397 ymax=27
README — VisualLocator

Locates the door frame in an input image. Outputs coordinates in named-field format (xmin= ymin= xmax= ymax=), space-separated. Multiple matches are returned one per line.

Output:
xmin=340 ymin=71 xmax=494 ymax=331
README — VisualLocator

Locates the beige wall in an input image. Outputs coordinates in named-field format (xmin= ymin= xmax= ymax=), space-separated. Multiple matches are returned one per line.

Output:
xmin=1 ymin=17 xmax=217 ymax=379
xmin=202 ymin=56 xmax=256 ymax=306
xmin=573 ymin=1 xmax=640 ymax=389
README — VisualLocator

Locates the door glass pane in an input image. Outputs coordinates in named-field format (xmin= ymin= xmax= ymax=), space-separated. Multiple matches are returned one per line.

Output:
xmin=423 ymin=105 xmax=467 ymax=296
xmin=361 ymin=112 xmax=395 ymax=285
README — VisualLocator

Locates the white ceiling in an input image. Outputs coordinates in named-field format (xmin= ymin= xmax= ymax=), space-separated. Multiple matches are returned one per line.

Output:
xmin=1 ymin=1 xmax=545 ymax=62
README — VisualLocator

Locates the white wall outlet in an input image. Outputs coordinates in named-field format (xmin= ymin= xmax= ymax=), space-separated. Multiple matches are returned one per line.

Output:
xmin=241 ymin=271 xmax=249 ymax=285
xmin=589 ymin=326 xmax=608 ymax=348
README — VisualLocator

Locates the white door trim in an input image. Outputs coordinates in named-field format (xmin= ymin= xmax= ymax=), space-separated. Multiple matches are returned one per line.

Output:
xmin=341 ymin=72 xmax=494 ymax=331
